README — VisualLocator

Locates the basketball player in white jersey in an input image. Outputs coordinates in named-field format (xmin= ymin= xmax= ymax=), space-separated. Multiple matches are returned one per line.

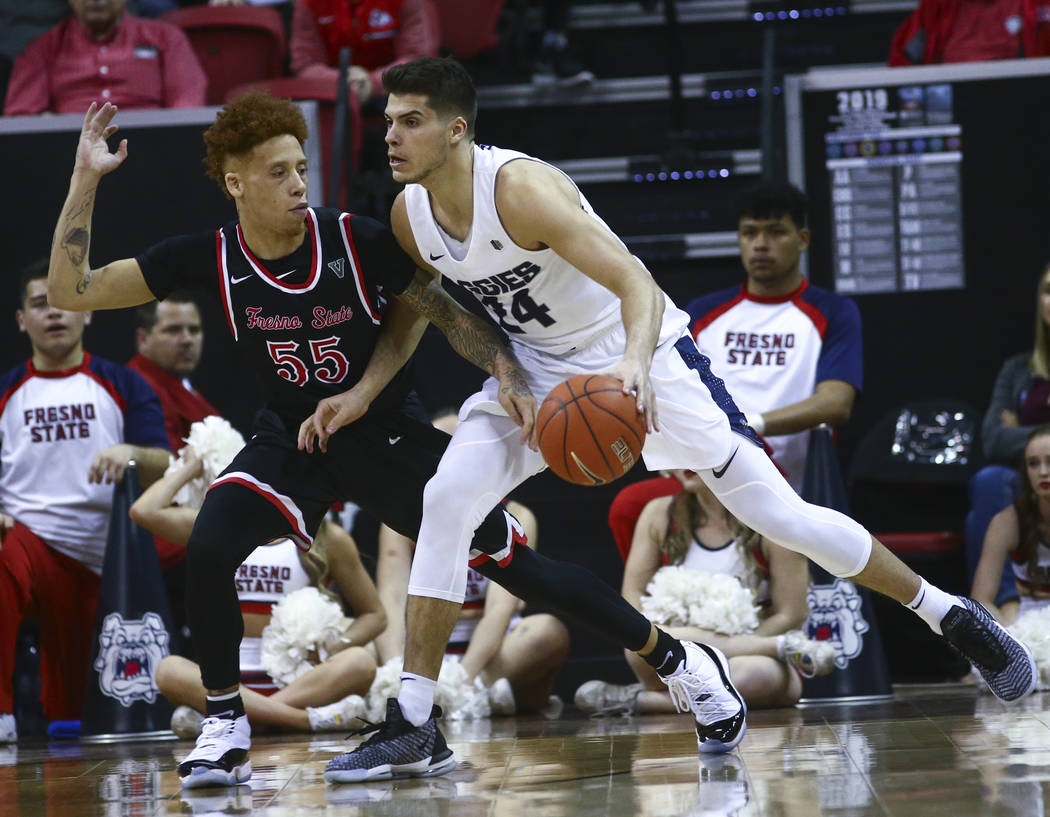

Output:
xmin=305 ymin=56 xmax=1038 ymax=781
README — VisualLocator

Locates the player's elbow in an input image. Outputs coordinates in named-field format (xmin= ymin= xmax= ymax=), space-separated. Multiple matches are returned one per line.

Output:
xmin=824 ymin=402 xmax=853 ymax=427
xmin=45 ymin=278 xmax=76 ymax=311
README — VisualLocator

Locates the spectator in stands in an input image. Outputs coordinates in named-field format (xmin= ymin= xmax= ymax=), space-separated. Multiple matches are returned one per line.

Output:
xmin=0 ymin=260 xmax=170 ymax=744
xmin=607 ymin=182 xmax=863 ymax=555
xmin=290 ymin=0 xmax=438 ymax=108
xmin=131 ymin=452 xmax=386 ymax=735
xmin=965 ymin=262 xmax=1050 ymax=620
xmin=4 ymin=0 xmax=207 ymax=116
xmin=127 ymin=295 xmax=217 ymax=457
xmin=971 ymin=425 xmax=1050 ymax=625
xmin=576 ymin=468 xmax=834 ymax=716
xmin=889 ymin=0 xmax=1050 ymax=66
xmin=127 ymin=294 xmax=219 ymax=650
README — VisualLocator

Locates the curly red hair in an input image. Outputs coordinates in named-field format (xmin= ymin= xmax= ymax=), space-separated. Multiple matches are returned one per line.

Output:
xmin=203 ymin=91 xmax=308 ymax=198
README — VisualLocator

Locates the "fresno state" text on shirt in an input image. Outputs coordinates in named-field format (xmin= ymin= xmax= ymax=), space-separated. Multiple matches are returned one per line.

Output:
xmin=724 ymin=331 xmax=795 ymax=366
xmin=24 ymin=402 xmax=95 ymax=442
xmin=235 ymin=561 xmax=293 ymax=594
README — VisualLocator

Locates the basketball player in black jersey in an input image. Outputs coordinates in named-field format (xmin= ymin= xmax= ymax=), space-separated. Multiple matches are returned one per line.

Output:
xmin=46 ymin=96 xmax=537 ymax=789
xmin=47 ymin=97 xmax=735 ymax=789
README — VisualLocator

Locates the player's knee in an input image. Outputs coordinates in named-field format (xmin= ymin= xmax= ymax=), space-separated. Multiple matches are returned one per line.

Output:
xmin=526 ymin=614 xmax=570 ymax=662
xmin=154 ymin=655 xmax=189 ymax=698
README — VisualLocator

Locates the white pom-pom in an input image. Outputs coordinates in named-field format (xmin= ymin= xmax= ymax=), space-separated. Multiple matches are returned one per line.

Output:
xmin=164 ymin=416 xmax=246 ymax=508
xmin=640 ymin=566 xmax=759 ymax=635
xmin=1009 ymin=605 xmax=1050 ymax=690
xmin=364 ymin=655 xmax=493 ymax=721
xmin=260 ymin=587 xmax=352 ymax=687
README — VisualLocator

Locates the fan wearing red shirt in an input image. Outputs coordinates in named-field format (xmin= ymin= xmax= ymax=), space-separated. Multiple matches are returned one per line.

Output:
xmin=126 ymin=294 xmax=219 ymax=574
xmin=4 ymin=0 xmax=206 ymax=116
xmin=290 ymin=0 xmax=438 ymax=105
xmin=889 ymin=0 xmax=1050 ymax=65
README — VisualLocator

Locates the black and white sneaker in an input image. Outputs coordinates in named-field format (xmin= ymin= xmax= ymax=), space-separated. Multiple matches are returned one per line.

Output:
xmin=661 ymin=642 xmax=747 ymax=753
xmin=324 ymin=699 xmax=456 ymax=784
xmin=941 ymin=597 xmax=1037 ymax=703
xmin=177 ymin=713 xmax=251 ymax=789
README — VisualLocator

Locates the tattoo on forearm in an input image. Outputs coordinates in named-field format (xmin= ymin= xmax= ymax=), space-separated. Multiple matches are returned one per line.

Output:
xmin=64 ymin=189 xmax=94 ymax=223
xmin=59 ymin=188 xmax=95 ymax=290
xmin=399 ymin=275 xmax=502 ymax=374
xmin=63 ymin=227 xmax=89 ymax=268
xmin=75 ymin=268 xmax=93 ymax=294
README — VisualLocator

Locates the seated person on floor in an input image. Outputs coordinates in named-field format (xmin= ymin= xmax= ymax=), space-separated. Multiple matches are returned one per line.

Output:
xmin=576 ymin=467 xmax=834 ymax=715
xmin=130 ymin=440 xmax=386 ymax=735
xmin=972 ymin=425 xmax=1050 ymax=625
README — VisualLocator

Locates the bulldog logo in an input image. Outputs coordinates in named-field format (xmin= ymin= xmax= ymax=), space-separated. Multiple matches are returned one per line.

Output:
xmin=93 ymin=612 xmax=170 ymax=707
xmin=804 ymin=579 xmax=869 ymax=670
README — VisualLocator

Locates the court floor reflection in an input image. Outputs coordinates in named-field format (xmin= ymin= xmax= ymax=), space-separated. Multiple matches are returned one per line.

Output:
xmin=5 ymin=685 xmax=1049 ymax=816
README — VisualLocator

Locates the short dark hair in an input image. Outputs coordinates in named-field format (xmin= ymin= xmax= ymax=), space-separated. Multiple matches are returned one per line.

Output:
xmin=135 ymin=291 xmax=201 ymax=332
xmin=382 ymin=57 xmax=478 ymax=137
xmin=18 ymin=258 xmax=49 ymax=304
xmin=734 ymin=182 xmax=809 ymax=229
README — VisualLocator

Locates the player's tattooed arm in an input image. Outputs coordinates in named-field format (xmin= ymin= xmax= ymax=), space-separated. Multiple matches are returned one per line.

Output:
xmin=48 ymin=102 xmax=153 ymax=310
xmin=398 ymin=270 xmax=538 ymax=448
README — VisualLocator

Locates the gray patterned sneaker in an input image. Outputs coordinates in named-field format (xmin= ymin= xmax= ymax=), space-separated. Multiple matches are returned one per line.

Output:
xmin=177 ymin=713 xmax=251 ymax=788
xmin=941 ymin=597 xmax=1037 ymax=703
xmin=324 ymin=699 xmax=456 ymax=784
xmin=662 ymin=642 xmax=746 ymax=754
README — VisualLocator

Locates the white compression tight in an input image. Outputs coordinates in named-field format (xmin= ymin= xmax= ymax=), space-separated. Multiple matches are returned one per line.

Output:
xmin=701 ymin=437 xmax=873 ymax=578
xmin=409 ymin=410 xmax=546 ymax=603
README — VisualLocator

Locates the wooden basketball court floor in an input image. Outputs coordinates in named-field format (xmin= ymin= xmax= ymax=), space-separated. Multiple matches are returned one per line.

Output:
xmin=4 ymin=684 xmax=1049 ymax=817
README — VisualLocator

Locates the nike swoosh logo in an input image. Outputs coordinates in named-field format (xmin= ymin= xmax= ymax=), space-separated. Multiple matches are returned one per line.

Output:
xmin=388 ymin=436 xmax=401 ymax=445
xmin=429 ymin=253 xmax=445 ymax=261
xmin=230 ymin=273 xmax=253 ymax=284
xmin=276 ymin=269 xmax=297 ymax=279
xmin=711 ymin=446 xmax=738 ymax=479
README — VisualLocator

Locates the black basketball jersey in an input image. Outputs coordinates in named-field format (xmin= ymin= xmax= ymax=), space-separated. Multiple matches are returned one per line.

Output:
xmin=138 ymin=208 xmax=416 ymax=424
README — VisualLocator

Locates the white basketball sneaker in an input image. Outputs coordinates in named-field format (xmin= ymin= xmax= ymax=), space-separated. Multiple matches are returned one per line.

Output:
xmin=177 ymin=713 xmax=251 ymax=788
xmin=660 ymin=642 xmax=746 ymax=753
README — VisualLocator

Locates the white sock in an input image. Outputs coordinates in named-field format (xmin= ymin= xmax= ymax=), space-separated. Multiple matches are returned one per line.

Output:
xmin=397 ymin=673 xmax=437 ymax=726
xmin=905 ymin=578 xmax=961 ymax=634
xmin=775 ymin=634 xmax=788 ymax=661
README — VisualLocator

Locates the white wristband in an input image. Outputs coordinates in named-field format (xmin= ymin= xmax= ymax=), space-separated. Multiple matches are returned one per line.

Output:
xmin=750 ymin=413 xmax=766 ymax=435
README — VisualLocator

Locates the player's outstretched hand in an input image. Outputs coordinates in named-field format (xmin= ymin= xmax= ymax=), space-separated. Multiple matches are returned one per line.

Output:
xmin=298 ymin=390 xmax=371 ymax=454
xmin=604 ymin=358 xmax=659 ymax=433
xmin=89 ymin=443 xmax=136 ymax=485
xmin=498 ymin=369 xmax=538 ymax=450
xmin=74 ymin=102 xmax=128 ymax=177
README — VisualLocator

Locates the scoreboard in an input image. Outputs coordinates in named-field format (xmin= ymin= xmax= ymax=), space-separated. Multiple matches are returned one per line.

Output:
xmin=786 ymin=59 xmax=1050 ymax=295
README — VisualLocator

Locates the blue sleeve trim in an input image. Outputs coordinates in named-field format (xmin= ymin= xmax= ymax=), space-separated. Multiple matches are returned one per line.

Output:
xmin=90 ymin=357 xmax=171 ymax=451
xmin=801 ymin=285 xmax=863 ymax=391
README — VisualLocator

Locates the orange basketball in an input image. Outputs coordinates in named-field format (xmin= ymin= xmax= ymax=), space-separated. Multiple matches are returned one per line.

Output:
xmin=536 ymin=374 xmax=647 ymax=486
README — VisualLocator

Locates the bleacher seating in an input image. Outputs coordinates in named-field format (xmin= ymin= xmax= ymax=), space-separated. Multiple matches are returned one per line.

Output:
xmin=162 ymin=6 xmax=286 ymax=107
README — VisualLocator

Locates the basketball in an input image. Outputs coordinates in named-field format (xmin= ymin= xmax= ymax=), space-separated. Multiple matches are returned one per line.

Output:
xmin=536 ymin=374 xmax=647 ymax=486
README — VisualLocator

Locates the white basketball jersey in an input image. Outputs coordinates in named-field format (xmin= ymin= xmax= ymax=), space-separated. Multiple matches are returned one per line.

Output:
xmin=404 ymin=145 xmax=625 ymax=354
